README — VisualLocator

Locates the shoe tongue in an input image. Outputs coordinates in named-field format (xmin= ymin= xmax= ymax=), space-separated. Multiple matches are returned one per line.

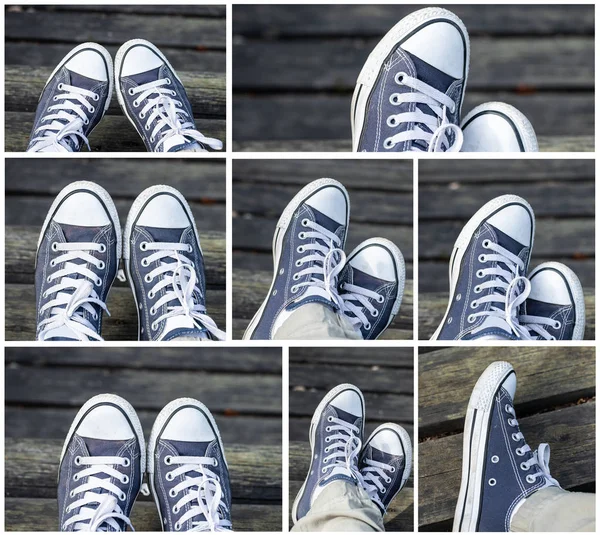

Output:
xmin=60 ymin=223 xmax=105 ymax=243
xmin=127 ymin=67 xmax=162 ymax=86
xmin=332 ymin=406 xmax=360 ymax=426
xmin=141 ymin=226 xmax=187 ymax=243
xmin=163 ymin=439 xmax=214 ymax=457
xmin=68 ymin=70 xmax=102 ymax=91
xmin=79 ymin=436 xmax=129 ymax=457
xmin=489 ymin=225 xmax=527 ymax=258
xmin=347 ymin=266 xmax=387 ymax=290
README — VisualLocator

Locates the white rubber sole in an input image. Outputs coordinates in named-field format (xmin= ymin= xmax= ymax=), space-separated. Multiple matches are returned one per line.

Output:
xmin=291 ymin=383 xmax=365 ymax=524
xmin=351 ymin=7 xmax=470 ymax=152
xmin=528 ymin=261 xmax=586 ymax=340
xmin=345 ymin=237 xmax=405 ymax=338
xmin=123 ymin=185 xmax=201 ymax=341
xmin=461 ymin=102 xmax=539 ymax=152
xmin=242 ymin=178 xmax=350 ymax=340
xmin=453 ymin=361 xmax=514 ymax=532
xmin=430 ymin=195 xmax=535 ymax=340
xmin=147 ymin=398 xmax=226 ymax=528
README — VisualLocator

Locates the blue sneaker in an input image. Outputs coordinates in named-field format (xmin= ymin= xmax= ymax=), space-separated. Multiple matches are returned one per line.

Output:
xmin=454 ymin=362 xmax=560 ymax=532
xmin=35 ymin=181 xmax=120 ymax=341
xmin=115 ymin=39 xmax=222 ymax=153
xmin=359 ymin=423 xmax=412 ymax=515
xmin=431 ymin=195 xmax=535 ymax=341
xmin=243 ymin=178 xmax=350 ymax=340
xmin=27 ymin=43 xmax=112 ymax=152
xmin=123 ymin=185 xmax=225 ymax=341
xmin=339 ymin=238 xmax=405 ymax=340
xmin=292 ymin=384 xmax=365 ymax=524
xmin=58 ymin=394 xmax=145 ymax=531
xmin=352 ymin=7 xmax=469 ymax=152
xmin=520 ymin=262 xmax=585 ymax=340
xmin=461 ymin=102 xmax=539 ymax=152
xmin=148 ymin=398 xmax=232 ymax=532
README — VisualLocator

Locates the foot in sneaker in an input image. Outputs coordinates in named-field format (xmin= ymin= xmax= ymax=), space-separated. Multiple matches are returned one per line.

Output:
xmin=58 ymin=394 xmax=144 ymax=531
xmin=461 ymin=102 xmax=538 ymax=152
xmin=352 ymin=7 xmax=469 ymax=152
xmin=243 ymin=178 xmax=350 ymax=340
xmin=454 ymin=362 xmax=560 ymax=532
xmin=123 ymin=185 xmax=224 ymax=341
xmin=292 ymin=384 xmax=365 ymax=524
xmin=339 ymin=238 xmax=405 ymax=340
xmin=36 ymin=181 xmax=120 ymax=341
xmin=359 ymin=423 xmax=412 ymax=515
xmin=520 ymin=262 xmax=585 ymax=340
xmin=27 ymin=43 xmax=112 ymax=152
xmin=148 ymin=398 xmax=232 ymax=532
xmin=431 ymin=195 xmax=535 ymax=341
xmin=115 ymin=39 xmax=222 ymax=152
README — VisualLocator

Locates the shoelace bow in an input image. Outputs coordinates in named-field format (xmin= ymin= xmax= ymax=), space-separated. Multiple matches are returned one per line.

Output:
xmin=38 ymin=242 xmax=109 ymax=341
xmin=360 ymin=456 xmax=396 ymax=510
xmin=129 ymin=78 xmax=223 ymax=151
xmin=505 ymin=405 xmax=560 ymax=487
xmin=30 ymin=83 xmax=98 ymax=152
xmin=519 ymin=312 xmax=563 ymax=341
xmin=292 ymin=219 xmax=346 ymax=309
xmin=63 ymin=455 xmax=134 ymax=532
xmin=165 ymin=455 xmax=232 ymax=532
xmin=340 ymin=281 xmax=385 ymax=332
xmin=384 ymin=73 xmax=463 ymax=152
xmin=322 ymin=416 xmax=363 ymax=482
xmin=468 ymin=239 xmax=533 ymax=339
xmin=141 ymin=242 xmax=225 ymax=340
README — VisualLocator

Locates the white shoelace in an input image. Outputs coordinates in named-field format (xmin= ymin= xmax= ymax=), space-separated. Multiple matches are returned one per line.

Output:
xmin=322 ymin=416 xmax=363 ymax=481
xmin=340 ymin=282 xmax=385 ymax=332
xmin=518 ymin=313 xmax=562 ymax=341
xmin=505 ymin=405 xmax=560 ymax=487
xmin=361 ymin=457 xmax=396 ymax=511
xmin=164 ymin=455 xmax=232 ymax=532
xmin=63 ymin=455 xmax=134 ymax=532
xmin=467 ymin=239 xmax=532 ymax=339
xmin=38 ymin=242 xmax=108 ymax=341
xmin=128 ymin=78 xmax=223 ymax=152
xmin=291 ymin=219 xmax=346 ymax=308
xmin=383 ymin=73 xmax=463 ymax=152
xmin=29 ymin=83 xmax=98 ymax=152
xmin=141 ymin=241 xmax=225 ymax=340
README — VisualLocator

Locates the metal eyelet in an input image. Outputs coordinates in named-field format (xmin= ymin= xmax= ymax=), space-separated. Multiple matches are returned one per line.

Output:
xmin=98 ymin=244 xmax=106 ymax=253
xmin=386 ymin=477 xmax=391 ymax=484
xmin=301 ymin=219 xmax=309 ymax=227
xmin=128 ymin=88 xmax=135 ymax=96
xmin=272 ymin=289 xmax=277 ymax=296
xmin=53 ymin=96 xmax=59 ymax=101
xmin=122 ymin=475 xmax=129 ymax=484
xmin=364 ymin=322 xmax=371 ymax=329
xmin=93 ymin=94 xmax=100 ymax=102
xmin=141 ymin=258 xmax=149 ymax=267
xmin=47 ymin=276 xmax=52 ymax=283
xmin=371 ymin=309 xmax=379 ymax=317
xmin=122 ymin=458 xmax=130 ymax=467
xmin=390 ymin=467 xmax=396 ymax=473
xmin=377 ymin=295 xmax=384 ymax=304
xmin=84 ymin=118 xmax=89 ymax=125
xmin=512 ymin=433 xmax=520 ymax=441
xmin=394 ymin=72 xmax=407 ymax=84
xmin=150 ymin=307 xmax=156 ymax=316
xmin=298 ymin=232 xmax=306 ymax=239
xmin=325 ymin=426 xmax=331 ymax=432
xmin=74 ymin=456 xmax=81 ymax=465
xmin=291 ymin=286 xmax=298 ymax=294
xmin=173 ymin=505 xmax=180 ymax=514
xmin=389 ymin=93 xmax=400 ymax=105
xmin=165 ymin=472 xmax=174 ymax=481
xmin=119 ymin=492 xmax=126 ymax=501
xmin=293 ymin=274 xmax=300 ymax=281
xmin=297 ymin=246 xmax=304 ymax=254
xmin=73 ymin=474 xmax=79 ymax=481
xmin=148 ymin=290 xmax=155 ymax=299
xmin=89 ymin=106 xmax=95 ymax=113
xmin=98 ymin=261 xmax=105 ymax=270
xmin=174 ymin=522 xmax=181 ymax=531
xmin=95 ymin=278 xmax=102 ymax=287
xmin=69 ymin=490 xmax=75 ymax=498
xmin=213 ymin=459 xmax=218 ymax=467
xmin=133 ymin=100 xmax=139 ymax=108
xmin=478 ymin=254 xmax=486 ymax=263
xmin=295 ymin=259 xmax=302 ymax=267
xmin=58 ymin=83 xmax=64 ymax=90
xmin=139 ymin=112 xmax=145 ymax=119
xmin=516 ymin=448 xmax=524 ymax=456
xmin=526 ymin=475 xmax=536 ymax=484
xmin=166 ymin=78 xmax=172 ymax=85
xmin=387 ymin=116 xmax=398 ymax=127
xmin=140 ymin=242 xmax=148 ymax=251
xmin=279 ymin=268 xmax=285 ymax=275
xmin=164 ymin=456 xmax=172 ymax=465
xmin=50 ymin=260 xmax=56 ymax=267
xmin=491 ymin=455 xmax=499 ymax=463
xmin=488 ymin=478 xmax=497 ymax=486
xmin=187 ymin=245 xmax=193 ymax=253
xmin=470 ymin=300 xmax=478 ymax=309
xmin=52 ymin=242 xmax=59 ymax=251
xmin=327 ymin=416 xmax=333 ymax=422
xmin=456 ymin=293 xmax=462 ymax=301
xmin=144 ymin=274 xmax=152 ymax=283
xmin=476 ymin=270 xmax=484 ymax=278
xmin=169 ymin=488 xmax=177 ymax=497
xmin=151 ymin=323 xmax=159 ymax=331
xmin=92 ymin=313 xmax=98 ymax=321
xmin=474 ymin=285 xmax=482 ymax=294
xmin=520 ymin=462 xmax=529 ymax=471
xmin=383 ymin=138 xmax=395 ymax=149
xmin=482 ymin=240 xmax=491 ymax=248
xmin=467 ymin=314 xmax=476 ymax=323
xmin=554 ymin=321 xmax=561 ymax=329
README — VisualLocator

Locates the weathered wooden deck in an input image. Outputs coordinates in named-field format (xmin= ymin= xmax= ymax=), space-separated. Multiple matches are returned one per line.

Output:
xmin=232 ymin=159 xmax=413 ymax=339
xmin=418 ymin=159 xmax=595 ymax=340
xmin=4 ymin=347 xmax=283 ymax=531
xmin=418 ymin=346 xmax=596 ymax=531
xmin=4 ymin=158 xmax=226 ymax=341
xmin=5 ymin=5 xmax=225 ymax=152
xmin=289 ymin=347 xmax=414 ymax=531
xmin=232 ymin=5 xmax=594 ymax=152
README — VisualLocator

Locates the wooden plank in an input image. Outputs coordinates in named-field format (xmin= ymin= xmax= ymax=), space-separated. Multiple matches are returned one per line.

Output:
xmin=289 ymin=442 xmax=413 ymax=531
xmin=6 ymin=498 xmax=281 ymax=532
xmin=5 ymin=11 xmax=226 ymax=48
xmin=5 ymin=438 xmax=282 ymax=502
xmin=5 ymin=284 xmax=226 ymax=341
xmin=233 ymin=38 xmax=594 ymax=91
xmin=6 ymin=407 xmax=282 ymax=445
xmin=419 ymin=402 xmax=596 ymax=527
xmin=6 ymin=66 xmax=225 ymax=118
xmin=290 ymin=347 xmax=414 ymax=368
xmin=418 ymin=290 xmax=595 ymax=341
xmin=418 ymin=347 xmax=596 ymax=435
xmin=6 ymin=112 xmax=226 ymax=152
xmin=233 ymin=5 xmax=594 ymax=37
xmin=233 ymin=158 xmax=414 ymax=192
xmin=37 ymin=5 xmax=227 ymax=17
xmin=5 ymin=366 xmax=281 ymax=415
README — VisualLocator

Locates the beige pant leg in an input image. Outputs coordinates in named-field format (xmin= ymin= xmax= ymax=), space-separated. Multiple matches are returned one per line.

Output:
xmin=274 ymin=303 xmax=361 ymax=340
xmin=511 ymin=486 xmax=596 ymax=532
xmin=292 ymin=480 xmax=384 ymax=532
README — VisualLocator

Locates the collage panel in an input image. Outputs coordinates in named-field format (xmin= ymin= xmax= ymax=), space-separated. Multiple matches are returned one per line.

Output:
xmin=418 ymin=346 xmax=596 ymax=531
xmin=232 ymin=159 xmax=414 ymax=341
xmin=418 ymin=159 xmax=595 ymax=341
xmin=5 ymin=346 xmax=283 ymax=531
xmin=6 ymin=4 xmax=225 ymax=153
xmin=289 ymin=347 xmax=414 ymax=531
xmin=5 ymin=158 xmax=226 ymax=341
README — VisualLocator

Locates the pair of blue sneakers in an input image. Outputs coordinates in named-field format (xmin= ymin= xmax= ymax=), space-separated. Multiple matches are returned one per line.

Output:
xmin=243 ymin=178 xmax=405 ymax=340
xmin=351 ymin=7 xmax=538 ymax=153
xmin=431 ymin=194 xmax=585 ymax=341
xmin=35 ymin=181 xmax=224 ymax=341
xmin=27 ymin=40 xmax=222 ymax=153
xmin=58 ymin=394 xmax=231 ymax=532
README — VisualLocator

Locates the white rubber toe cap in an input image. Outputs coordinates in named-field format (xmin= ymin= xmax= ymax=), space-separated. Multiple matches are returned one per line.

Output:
xmin=487 ymin=202 xmax=533 ymax=247
xmin=54 ymin=191 xmax=111 ymax=227
xmin=330 ymin=389 xmax=363 ymax=418
xmin=136 ymin=193 xmax=191 ymax=229
xmin=65 ymin=48 xmax=109 ymax=81
xmin=161 ymin=407 xmax=216 ymax=442
xmin=305 ymin=185 xmax=348 ymax=226
xmin=369 ymin=427 xmax=403 ymax=455
xmin=350 ymin=244 xmax=396 ymax=282
xmin=462 ymin=114 xmax=523 ymax=152
xmin=120 ymin=43 xmax=164 ymax=77
xmin=77 ymin=405 xmax=135 ymax=440
xmin=529 ymin=269 xmax=573 ymax=306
